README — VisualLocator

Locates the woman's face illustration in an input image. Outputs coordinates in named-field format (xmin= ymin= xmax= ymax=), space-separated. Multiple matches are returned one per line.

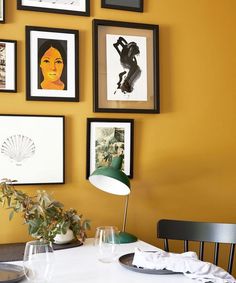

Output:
xmin=40 ymin=46 xmax=64 ymax=83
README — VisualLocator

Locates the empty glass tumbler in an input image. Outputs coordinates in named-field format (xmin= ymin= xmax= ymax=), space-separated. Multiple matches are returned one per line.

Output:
xmin=94 ymin=226 xmax=120 ymax=263
xmin=23 ymin=240 xmax=55 ymax=283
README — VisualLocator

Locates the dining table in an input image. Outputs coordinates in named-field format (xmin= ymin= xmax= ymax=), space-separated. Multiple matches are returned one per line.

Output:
xmin=3 ymin=238 xmax=196 ymax=283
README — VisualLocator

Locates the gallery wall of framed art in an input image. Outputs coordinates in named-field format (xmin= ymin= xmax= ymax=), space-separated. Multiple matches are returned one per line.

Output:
xmin=0 ymin=0 xmax=234 ymax=252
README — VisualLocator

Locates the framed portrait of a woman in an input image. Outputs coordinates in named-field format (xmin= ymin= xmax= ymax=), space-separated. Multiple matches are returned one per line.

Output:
xmin=26 ymin=26 xmax=79 ymax=101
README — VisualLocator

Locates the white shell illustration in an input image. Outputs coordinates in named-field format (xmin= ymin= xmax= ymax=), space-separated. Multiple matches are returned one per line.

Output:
xmin=1 ymin=134 xmax=36 ymax=165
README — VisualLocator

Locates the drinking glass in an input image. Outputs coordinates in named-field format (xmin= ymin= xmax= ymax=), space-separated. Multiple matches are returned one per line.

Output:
xmin=94 ymin=226 xmax=120 ymax=263
xmin=23 ymin=240 xmax=55 ymax=283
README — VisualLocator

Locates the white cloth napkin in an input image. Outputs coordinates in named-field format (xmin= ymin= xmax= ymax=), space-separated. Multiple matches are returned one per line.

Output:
xmin=132 ymin=248 xmax=236 ymax=283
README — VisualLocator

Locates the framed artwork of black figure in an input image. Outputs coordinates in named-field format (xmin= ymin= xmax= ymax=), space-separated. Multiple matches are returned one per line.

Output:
xmin=93 ymin=19 xmax=159 ymax=113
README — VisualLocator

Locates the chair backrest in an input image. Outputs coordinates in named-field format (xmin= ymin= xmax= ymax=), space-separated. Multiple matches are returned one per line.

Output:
xmin=157 ymin=219 xmax=236 ymax=274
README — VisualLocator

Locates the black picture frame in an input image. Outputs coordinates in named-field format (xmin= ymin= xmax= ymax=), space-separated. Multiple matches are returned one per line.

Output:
xmin=0 ymin=39 xmax=17 ymax=93
xmin=86 ymin=118 xmax=134 ymax=179
xmin=101 ymin=0 xmax=143 ymax=12
xmin=93 ymin=19 xmax=159 ymax=113
xmin=0 ymin=114 xmax=65 ymax=185
xmin=26 ymin=26 xmax=79 ymax=102
xmin=17 ymin=0 xmax=90 ymax=17
xmin=0 ymin=0 xmax=5 ymax=23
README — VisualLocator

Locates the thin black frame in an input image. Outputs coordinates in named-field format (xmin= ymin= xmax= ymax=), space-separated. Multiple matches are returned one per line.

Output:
xmin=0 ymin=39 xmax=17 ymax=93
xmin=0 ymin=114 xmax=65 ymax=185
xmin=0 ymin=0 xmax=5 ymax=23
xmin=26 ymin=26 xmax=79 ymax=102
xmin=17 ymin=0 xmax=90 ymax=17
xmin=101 ymin=0 xmax=143 ymax=12
xmin=86 ymin=118 xmax=134 ymax=179
xmin=93 ymin=19 xmax=159 ymax=114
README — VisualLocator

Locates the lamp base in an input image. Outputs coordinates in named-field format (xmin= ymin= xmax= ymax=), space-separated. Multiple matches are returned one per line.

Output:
xmin=119 ymin=231 xmax=138 ymax=243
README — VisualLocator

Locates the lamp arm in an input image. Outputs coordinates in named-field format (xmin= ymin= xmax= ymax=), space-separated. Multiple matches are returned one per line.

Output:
xmin=122 ymin=195 xmax=129 ymax=232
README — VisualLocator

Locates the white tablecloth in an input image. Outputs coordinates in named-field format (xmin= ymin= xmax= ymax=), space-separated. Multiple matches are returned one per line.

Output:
xmin=10 ymin=238 xmax=195 ymax=283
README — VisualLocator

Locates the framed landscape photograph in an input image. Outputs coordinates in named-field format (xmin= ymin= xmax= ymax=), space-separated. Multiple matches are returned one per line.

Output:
xmin=0 ymin=0 xmax=5 ymax=23
xmin=101 ymin=0 xmax=143 ymax=12
xmin=86 ymin=118 xmax=134 ymax=179
xmin=0 ymin=40 xmax=17 ymax=92
xmin=26 ymin=26 xmax=79 ymax=101
xmin=0 ymin=115 xmax=65 ymax=185
xmin=93 ymin=19 xmax=159 ymax=113
xmin=17 ymin=0 xmax=90 ymax=17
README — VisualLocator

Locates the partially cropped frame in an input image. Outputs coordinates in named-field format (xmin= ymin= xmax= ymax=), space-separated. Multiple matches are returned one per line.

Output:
xmin=101 ymin=0 xmax=143 ymax=12
xmin=0 ymin=39 xmax=17 ymax=93
xmin=0 ymin=0 xmax=5 ymax=23
xmin=17 ymin=0 xmax=90 ymax=17
xmin=0 ymin=114 xmax=65 ymax=185
xmin=26 ymin=26 xmax=79 ymax=101
xmin=86 ymin=118 xmax=134 ymax=179
xmin=93 ymin=19 xmax=159 ymax=113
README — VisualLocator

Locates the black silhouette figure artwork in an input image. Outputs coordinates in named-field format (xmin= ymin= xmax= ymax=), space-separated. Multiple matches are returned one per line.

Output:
xmin=113 ymin=36 xmax=141 ymax=94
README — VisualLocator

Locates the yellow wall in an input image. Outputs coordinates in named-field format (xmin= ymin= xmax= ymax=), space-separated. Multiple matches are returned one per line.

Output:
xmin=0 ymin=0 xmax=236 ymax=257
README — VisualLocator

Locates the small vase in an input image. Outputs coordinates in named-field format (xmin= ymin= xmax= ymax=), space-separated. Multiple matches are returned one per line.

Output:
xmin=54 ymin=229 xmax=74 ymax=244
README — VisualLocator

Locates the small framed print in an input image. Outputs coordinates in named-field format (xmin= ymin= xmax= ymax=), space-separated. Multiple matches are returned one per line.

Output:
xmin=26 ymin=26 xmax=79 ymax=102
xmin=0 ymin=0 xmax=5 ymax=23
xmin=0 ymin=114 xmax=65 ymax=185
xmin=86 ymin=118 xmax=134 ymax=179
xmin=93 ymin=19 xmax=159 ymax=113
xmin=101 ymin=0 xmax=143 ymax=12
xmin=17 ymin=0 xmax=90 ymax=17
xmin=0 ymin=40 xmax=17 ymax=93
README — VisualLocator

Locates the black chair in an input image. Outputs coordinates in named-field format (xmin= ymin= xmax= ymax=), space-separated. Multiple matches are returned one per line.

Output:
xmin=157 ymin=219 xmax=236 ymax=274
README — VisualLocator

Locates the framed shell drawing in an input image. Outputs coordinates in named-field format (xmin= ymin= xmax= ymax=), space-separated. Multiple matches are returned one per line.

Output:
xmin=0 ymin=114 xmax=65 ymax=185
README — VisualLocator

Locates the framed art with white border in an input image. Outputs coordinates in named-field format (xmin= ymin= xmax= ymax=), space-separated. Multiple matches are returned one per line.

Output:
xmin=86 ymin=118 xmax=134 ymax=179
xmin=0 ymin=115 xmax=65 ymax=185
xmin=101 ymin=0 xmax=143 ymax=12
xmin=26 ymin=26 xmax=79 ymax=102
xmin=93 ymin=19 xmax=159 ymax=113
xmin=0 ymin=39 xmax=17 ymax=92
xmin=17 ymin=0 xmax=90 ymax=17
xmin=0 ymin=0 xmax=5 ymax=23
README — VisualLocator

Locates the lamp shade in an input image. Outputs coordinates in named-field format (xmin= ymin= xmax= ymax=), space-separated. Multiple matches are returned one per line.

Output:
xmin=89 ymin=156 xmax=130 ymax=196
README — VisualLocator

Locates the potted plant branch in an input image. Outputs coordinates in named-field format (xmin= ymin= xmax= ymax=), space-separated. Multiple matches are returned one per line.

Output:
xmin=0 ymin=179 xmax=90 ymax=244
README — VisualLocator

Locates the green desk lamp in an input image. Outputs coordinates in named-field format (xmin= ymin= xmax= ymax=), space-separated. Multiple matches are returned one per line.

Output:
xmin=89 ymin=155 xmax=137 ymax=243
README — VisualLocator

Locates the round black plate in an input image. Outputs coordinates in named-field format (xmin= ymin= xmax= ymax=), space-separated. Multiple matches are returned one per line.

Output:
xmin=0 ymin=263 xmax=25 ymax=283
xmin=119 ymin=253 xmax=178 ymax=275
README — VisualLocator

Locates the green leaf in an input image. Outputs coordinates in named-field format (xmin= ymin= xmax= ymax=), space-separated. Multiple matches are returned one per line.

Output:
xmin=9 ymin=210 xmax=14 ymax=221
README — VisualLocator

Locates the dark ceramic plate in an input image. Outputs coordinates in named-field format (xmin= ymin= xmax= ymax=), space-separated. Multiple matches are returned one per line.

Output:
xmin=119 ymin=253 xmax=178 ymax=275
xmin=0 ymin=263 xmax=25 ymax=283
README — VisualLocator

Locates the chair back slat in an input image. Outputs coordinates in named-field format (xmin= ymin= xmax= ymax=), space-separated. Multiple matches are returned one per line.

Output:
xmin=184 ymin=240 xmax=189 ymax=252
xmin=199 ymin=241 xmax=204 ymax=261
xmin=213 ymin=243 xmax=219 ymax=265
xmin=228 ymin=244 xmax=235 ymax=274
xmin=157 ymin=219 xmax=236 ymax=274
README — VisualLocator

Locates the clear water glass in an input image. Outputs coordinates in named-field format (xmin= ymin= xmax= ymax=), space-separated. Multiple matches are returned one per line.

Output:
xmin=23 ymin=240 xmax=55 ymax=283
xmin=94 ymin=226 xmax=120 ymax=263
